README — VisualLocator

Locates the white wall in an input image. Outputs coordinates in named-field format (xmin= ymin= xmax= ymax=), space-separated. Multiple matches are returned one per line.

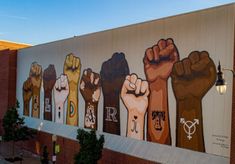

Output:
xmin=17 ymin=3 xmax=234 ymax=160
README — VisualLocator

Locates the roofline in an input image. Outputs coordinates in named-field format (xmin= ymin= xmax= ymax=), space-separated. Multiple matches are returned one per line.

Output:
xmin=0 ymin=40 xmax=31 ymax=46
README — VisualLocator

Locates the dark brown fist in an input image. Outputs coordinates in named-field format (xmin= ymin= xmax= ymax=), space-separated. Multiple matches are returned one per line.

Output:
xmin=100 ymin=52 xmax=129 ymax=95
xmin=171 ymin=51 xmax=216 ymax=100
xmin=144 ymin=38 xmax=179 ymax=82
xmin=43 ymin=64 xmax=56 ymax=93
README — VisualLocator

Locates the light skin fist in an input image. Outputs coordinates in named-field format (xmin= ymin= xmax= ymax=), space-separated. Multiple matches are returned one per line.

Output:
xmin=29 ymin=62 xmax=42 ymax=90
xmin=63 ymin=53 xmax=81 ymax=84
xmin=171 ymin=51 xmax=216 ymax=100
xmin=80 ymin=68 xmax=101 ymax=103
xmin=144 ymin=38 xmax=179 ymax=82
xmin=54 ymin=74 xmax=69 ymax=104
xmin=121 ymin=74 xmax=149 ymax=113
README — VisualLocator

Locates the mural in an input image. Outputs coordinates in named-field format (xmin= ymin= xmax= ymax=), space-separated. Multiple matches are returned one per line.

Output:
xmin=100 ymin=52 xmax=129 ymax=135
xmin=171 ymin=51 xmax=216 ymax=152
xmin=29 ymin=62 xmax=42 ymax=118
xmin=121 ymin=74 xmax=149 ymax=140
xmin=43 ymin=65 xmax=56 ymax=121
xmin=80 ymin=68 xmax=101 ymax=130
xmin=21 ymin=39 xmax=217 ymax=154
xmin=54 ymin=74 xmax=69 ymax=124
xmin=143 ymin=38 xmax=179 ymax=145
xmin=63 ymin=53 xmax=81 ymax=126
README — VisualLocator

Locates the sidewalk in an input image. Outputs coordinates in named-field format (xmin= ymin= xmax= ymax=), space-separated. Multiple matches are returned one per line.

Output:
xmin=0 ymin=142 xmax=41 ymax=164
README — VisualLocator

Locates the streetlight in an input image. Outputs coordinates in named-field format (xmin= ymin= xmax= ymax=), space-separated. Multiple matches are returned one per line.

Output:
xmin=215 ymin=61 xmax=235 ymax=94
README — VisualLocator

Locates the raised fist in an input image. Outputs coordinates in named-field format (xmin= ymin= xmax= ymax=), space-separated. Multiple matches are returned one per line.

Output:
xmin=29 ymin=62 xmax=42 ymax=118
xmin=64 ymin=53 xmax=81 ymax=84
xmin=80 ymin=68 xmax=101 ymax=129
xmin=143 ymin=39 xmax=178 ymax=144
xmin=121 ymin=74 xmax=149 ymax=140
xmin=121 ymin=74 xmax=149 ymax=113
xmin=144 ymin=38 xmax=179 ymax=82
xmin=43 ymin=65 xmax=56 ymax=93
xmin=80 ymin=68 xmax=101 ymax=103
xmin=100 ymin=52 xmax=129 ymax=135
xmin=23 ymin=78 xmax=33 ymax=116
xmin=29 ymin=62 xmax=42 ymax=91
xmin=101 ymin=52 xmax=129 ymax=95
xmin=171 ymin=51 xmax=216 ymax=100
xmin=171 ymin=51 xmax=216 ymax=152
xmin=54 ymin=74 xmax=69 ymax=124
xmin=63 ymin=53 xmax=81 ymax=126
xmin=43 ymin=65 xmax=56 ymax=121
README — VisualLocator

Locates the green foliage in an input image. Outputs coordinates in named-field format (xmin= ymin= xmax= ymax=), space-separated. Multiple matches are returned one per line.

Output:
xmin=41 ymin=145 xmax=49 ymax=164
xmin=74 ymin=129 xmax=105 ymax=164
xmin=2 ymin=100 xmax=35 ymax=142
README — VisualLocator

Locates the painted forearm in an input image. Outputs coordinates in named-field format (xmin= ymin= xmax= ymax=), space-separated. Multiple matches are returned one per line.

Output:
xmin=84 ymin=102 xmax=98 ymax=129
xmin=23 ymin=101 xmax=30 ymax=116
xmin=103 ymin=93 xmax=120 ymax=135
xmin=55 ymin=103 xmax=64 ymax=124
xmin=44 ymin=92 xmax=52 ymax=121
xmin=66 ymin=87 xmax=78 ymax=126
xmin=147 ymin=79 xmax=171 ymax=144
xmin=31 ymin=92 xmax=40 ymax=118
xmin=127 ymin=111 xmax=145 ymax=140
xmin=176 ymin=97 xmax=204 ymax=152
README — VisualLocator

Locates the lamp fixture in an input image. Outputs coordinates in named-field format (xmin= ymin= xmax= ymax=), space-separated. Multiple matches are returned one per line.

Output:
xmin=215 ymin=61 xmax=235 ymax=95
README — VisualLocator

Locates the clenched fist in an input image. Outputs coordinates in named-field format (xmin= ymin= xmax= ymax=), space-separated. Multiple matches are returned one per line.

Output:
xmin=144 ymin=38 xmax=179 ymax=145
xmin=171 ymin=51 xmax=216 ymax=100
xmin=100 ymin=52 xmax=129 ymax=135
xmin=80 ymin=68 xmax=101 ymax=129
xmin=171 ymin=51 xmax=216 ymax=152
xmin=23 ymin=78 xmax=33 ymax=116
xmin=64 ymin=53 xmax=81 ymax=84
xmin=43 ymin=65 xmax=56 ymax=121
xmin=121 ymin=74 xmax=149 ymax=140
xmin=144 ymin=38 xmax=179 ymax=82
xmin=63 ymin=53 xmax=81 ymax=126
xmin=54 ymin=74 xmax=69 ymax=124
xmin=29 ymin=62 xmax=42 ymax=118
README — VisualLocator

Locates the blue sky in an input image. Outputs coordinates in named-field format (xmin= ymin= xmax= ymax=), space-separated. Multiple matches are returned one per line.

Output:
xmin=0 ymin=0 xmax=234 ymax=45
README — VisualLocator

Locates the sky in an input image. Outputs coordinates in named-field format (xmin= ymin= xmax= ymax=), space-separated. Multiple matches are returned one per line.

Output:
xmin=0 ymin=0 xmax=234 ymax=45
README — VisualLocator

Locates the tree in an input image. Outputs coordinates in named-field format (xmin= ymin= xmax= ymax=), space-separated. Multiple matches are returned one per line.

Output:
xmin=2 ymin=100 xmax=35 ymax=161
xmin=74 ymin=129 xmax=105 ymax=164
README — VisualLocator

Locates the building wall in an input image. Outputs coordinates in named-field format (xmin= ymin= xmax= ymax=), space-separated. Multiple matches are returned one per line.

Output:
xmin=13 ymin=3 xmax=235 ymax=164
xmin=19 ymin=131 xmax=158 ymax=164
xmin=0 ymin=49 xmax=17 ymax=135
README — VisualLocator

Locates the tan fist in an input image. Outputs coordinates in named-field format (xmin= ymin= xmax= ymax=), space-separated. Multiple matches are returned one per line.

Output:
xmin=171 ymin=51 xmax=216 ymax=100
xmin=29 ymin=62 xmax=42 ymax=92
xmin=121 ymin=74 xmax=149 ymax=113
xmin=144 ymin=38 xmax=179 ymax=82
xmin=63 ymin=53 xmax=81 ymax=84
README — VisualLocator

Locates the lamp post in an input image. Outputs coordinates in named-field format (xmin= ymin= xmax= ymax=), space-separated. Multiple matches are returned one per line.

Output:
xmin=52 ymin=134 xmax=57 ymax=164
xmin=215 ymin=61 xmax=235 ymax=94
